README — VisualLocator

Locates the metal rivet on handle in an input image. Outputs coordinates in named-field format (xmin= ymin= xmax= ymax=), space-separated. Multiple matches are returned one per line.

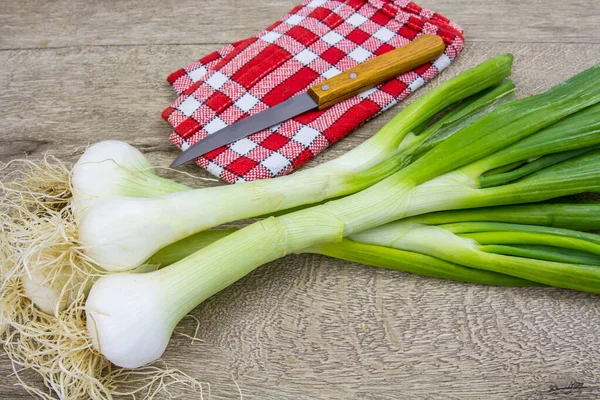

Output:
xmin=321 ymin=84 xmax=330 ymax=91
xmin=349 ymin=72 xmax=358 ymax=79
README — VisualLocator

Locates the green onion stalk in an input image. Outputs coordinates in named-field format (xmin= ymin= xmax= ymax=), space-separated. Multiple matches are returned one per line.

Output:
xmin=150 ymin=203 xmax=600 ymax=287
xmin=348 ymin=213 xmax=600 ymax=292
xmin=148 ymin=225 xmax=534 ymax=287
xmin=85 ymin=62 xmax=600 ymax=369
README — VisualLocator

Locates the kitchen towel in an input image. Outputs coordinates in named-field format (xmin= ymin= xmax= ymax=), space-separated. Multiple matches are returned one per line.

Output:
xmin=162 ymin=0 xmax=464 ymax=183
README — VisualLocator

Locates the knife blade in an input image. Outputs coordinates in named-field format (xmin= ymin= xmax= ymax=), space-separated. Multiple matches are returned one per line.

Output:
xmin=170 ymin=34 xmax=445 ymax=168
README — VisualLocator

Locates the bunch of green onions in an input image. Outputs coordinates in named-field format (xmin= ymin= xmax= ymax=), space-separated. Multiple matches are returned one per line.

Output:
xmin=3 ymin=53 xmax=600 ymax=399
xmin=84 ymin=56 xmax=600 ymax=368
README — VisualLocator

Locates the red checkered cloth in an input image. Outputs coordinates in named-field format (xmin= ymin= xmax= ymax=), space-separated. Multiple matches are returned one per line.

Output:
xmin=162 ymin=0 xmax=464 ymax=183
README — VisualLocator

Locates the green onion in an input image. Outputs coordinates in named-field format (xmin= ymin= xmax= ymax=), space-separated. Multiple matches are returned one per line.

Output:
xmin=150 ymin=202 xmax=600 ymax=286
xmin=444 ymin=221 xmax=600 ymax=243
xmin=480 ymin=147 xmax=596 ymax=188
xmin=84 ymin=62 xmax=600 ymax=369
xmin=145 ymin=228 xmax=238 ymax=267
xmin=482 ymin=245 xmax=600 ymax=265
xmin=477 ymin=102 xmax=600 ymax=187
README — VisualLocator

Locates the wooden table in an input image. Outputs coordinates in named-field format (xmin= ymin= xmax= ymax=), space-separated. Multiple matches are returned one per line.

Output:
xmin=1 ymin=1 xmax=599 ymax=398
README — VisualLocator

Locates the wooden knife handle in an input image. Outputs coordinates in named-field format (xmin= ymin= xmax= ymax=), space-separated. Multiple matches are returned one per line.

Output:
xmin=307 ymin=34 xmax=445 ymax=110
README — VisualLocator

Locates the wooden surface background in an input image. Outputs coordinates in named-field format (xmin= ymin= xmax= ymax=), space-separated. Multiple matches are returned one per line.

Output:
xmin=1 ymin=0 xmax=600 ymax=398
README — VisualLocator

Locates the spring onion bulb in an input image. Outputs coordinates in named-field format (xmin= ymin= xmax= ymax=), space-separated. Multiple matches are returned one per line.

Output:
xmin=71 ymin=140 xmax=190 ymax=221
xmin=77 ymin=56 xmax=514 ymax=272
xmin=86 ymin=62 xmax=600 ymax=368
xmin=21 ymin=266 xmax=85 ymax=314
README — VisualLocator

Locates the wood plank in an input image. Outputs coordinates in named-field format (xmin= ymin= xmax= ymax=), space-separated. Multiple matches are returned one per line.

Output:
xmin=0 ymin=0 xmax=598 ymax=51
xmin=1 ymin=38 xmax=600 ymax=398
xmin=419 ymin=0 xmax=600 ymax=44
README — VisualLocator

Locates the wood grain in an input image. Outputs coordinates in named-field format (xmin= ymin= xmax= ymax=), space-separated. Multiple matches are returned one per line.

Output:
xmin=1 ymin=0 xmax=600 ymax=399
xmin=0 ymin=0 xmax=598 ymax=50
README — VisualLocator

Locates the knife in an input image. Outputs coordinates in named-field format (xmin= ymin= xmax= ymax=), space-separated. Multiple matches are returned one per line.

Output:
xmin=170 ymin=34 xmax=445 ymax=168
